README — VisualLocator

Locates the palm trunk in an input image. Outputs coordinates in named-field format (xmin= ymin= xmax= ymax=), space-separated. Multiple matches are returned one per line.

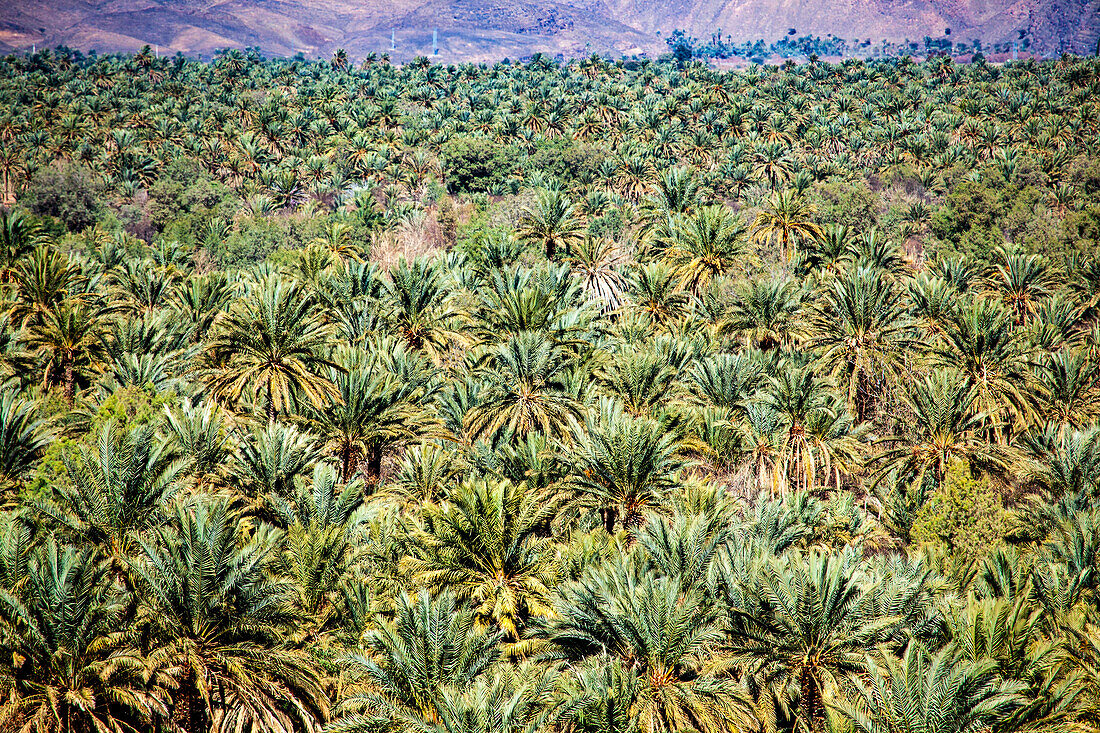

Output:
xmin=365 ymin=443 xmax=383 ymax=488
xmin=63 ymin=359 xmax=75 ymax=404
xmin=601 ymin=507 xmax=616 ymax=534
xmin=173 ymin=677 xmax=204 ymax=733
xmin=799 ymin=668 xmax=823 ymax=733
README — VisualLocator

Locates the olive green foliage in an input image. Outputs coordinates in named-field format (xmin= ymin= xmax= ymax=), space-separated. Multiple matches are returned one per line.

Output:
xmin=912 ymin=459 xmax=1009 ymax=563
xmin=0 ymin=48 xmax=1099 ymax=733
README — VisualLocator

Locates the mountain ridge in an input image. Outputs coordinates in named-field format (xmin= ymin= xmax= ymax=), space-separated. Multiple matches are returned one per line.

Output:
xmin=1 ymin=0 xmax=1096 ymax=61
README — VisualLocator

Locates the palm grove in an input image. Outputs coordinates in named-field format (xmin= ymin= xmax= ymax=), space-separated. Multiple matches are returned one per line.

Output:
xmin=1 ymin=45 xmax=1100 ymax=733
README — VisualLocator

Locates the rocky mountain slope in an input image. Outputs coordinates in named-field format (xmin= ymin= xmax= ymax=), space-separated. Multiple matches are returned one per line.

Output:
xmin=1 ymin=0 xmax=1096 ymax=61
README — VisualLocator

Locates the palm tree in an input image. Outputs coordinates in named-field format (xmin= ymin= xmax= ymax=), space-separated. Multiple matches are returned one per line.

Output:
xmin=303 ymin=355 xmax=432 ymax=484
xmin=831 ymin=643 xmax=1025 ymax=733
xmin=35 ymin=420 xmax=183 ymax=572
xmin=0 ymin=540 xmax=171 ymax=733
xmin=1036 ymin=349 xmax=1100 ymax=429
xmin=516 ymin=188 xmax=584 ymax=260
xmin=128 ymin=496 xmax=328 ymax=733
xmin=0 ymin=390 xmax=50 ymax=495
xmin=629 ymin=262 xmax=691 ymax=329
xmin=810 ymin=265 xmax=916 ymax=423
xmin=752 ymin=190 xmax=824 ymax=263
xmin=406 ymin=478 xmax=562 ymax=639
xmin=464 ymin=332 xmax=584 ymax=441
xmin=666 ymin=205 xmax=746 ymax=293
xmin=721 ymin=549 xmax=899 ymax=733
xmin=271 ymin=464 xmax=365 ymax=624
xmin=988 ymin=248 xmax=1051 ymax=326
xmin=548 ymin=557 xmax=756 ymax=733
xmin=598 ymin=349 xmax=678 ymax=416
xmin=761 ymin=361 xmax=863 ymax=494
xmin=721 ymin=277 xmax=805 ymax=350
xmin=872 ymin=370 xmax=1013 ymax=490
xmin=25 ymin=298 xmax=104 ymax=403
xmin=567 ymin=236 xmax=628 ymax=313
xmin=567 ymin=404 xmax=685 ymax=532
xmin=331 ymin=590 xmax=501 ymax=731
xmin=206 ymin=274 xmax=338 ymax=421
xmin=0 ymin=209 xmax=47 ymax=282
xmin=932 ymin=299 xmax=1035 ymax=440
xmin=229 ymin=421 xmax=320 ymax=498
xmin=384 ymin=258 xmax=459 ymax=361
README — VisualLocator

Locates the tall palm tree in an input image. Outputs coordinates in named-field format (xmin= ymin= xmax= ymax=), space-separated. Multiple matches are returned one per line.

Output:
xmin=721 ymin=549 xmax=899 ymax=733
xmin=464 ymin=332 xmax=584 ymax=441
xmin=128 ymin=497 xmax=328 ymax=733
xmin=932 ymin=299 xmax=1035 ymax=440
xmin=567 ymin=404 xmax=685 ymax=532
xmin=0 ymin=391 xmax=50 ymax=495
xmin=629 ymin=262 xmax=691 ymax=329
xmin=549 ymin=557 xmax=756 ymax=733
xmin=872 ymin=370 xmax=1013 ymax=490
xmin=406 ymin=478 xmax=562 ymax=639
xmin=0 ymin=540 xmax=171 ymax=733
xmin=666 ymin=205 xmax=746 ymax=293
xmin=752 ymin=190 xmax=824 ymax=263
xmin=516 ymin=188 xmax=584 ymax=261
xmin=229 ymin=421 xmax=320 ymax=498
xmin=25 ymin=298 xmax=104 ymax=403
xmin=831 ymin=643 xmax=1025 ymax=733
xmin=0 ymin=209 xmax=47 ymax=282
xmin=810 ymin=265 xmax=916 ymax=423
xmin=988 ymin=248 xmax=1052 ymax=326
xmin=330 ymin=590 xmax=502 ymax=731
xmin=384 ymin=258 xmax=459 ymax=361
xmin=721 ymin=278 xmax=805 ymax=350
xmin=35 ymin=420 xmax=183 ymax=572
xmin=206 ymin=274 xmax=338 ymax=421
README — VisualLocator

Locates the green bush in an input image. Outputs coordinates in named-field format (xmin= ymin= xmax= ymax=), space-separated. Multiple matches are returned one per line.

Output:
xmin=441 ymin=136 xmax=521 ymax=193
xmin=19 ymin=163 xmax=105 ymax=232
xmin=912 ymin=458 xmax=1008 ymax=563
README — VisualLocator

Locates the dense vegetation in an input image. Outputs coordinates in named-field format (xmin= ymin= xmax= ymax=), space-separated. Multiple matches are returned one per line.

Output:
xmin=2 ymin=48 xmax=1100 ymax=733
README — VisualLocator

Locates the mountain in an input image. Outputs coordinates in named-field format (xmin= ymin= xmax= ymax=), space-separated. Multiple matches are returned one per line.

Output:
xmin=1 ymin=0 xmax=1096 ymax=61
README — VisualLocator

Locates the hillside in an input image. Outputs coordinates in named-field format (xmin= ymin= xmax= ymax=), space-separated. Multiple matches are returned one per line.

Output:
xmin=0 ymin=0 xmax=1097 ymax=62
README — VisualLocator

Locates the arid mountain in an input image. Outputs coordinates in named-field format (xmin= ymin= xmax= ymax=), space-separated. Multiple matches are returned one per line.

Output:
xmin=1 ymin=0 xmax=1096 ymax=61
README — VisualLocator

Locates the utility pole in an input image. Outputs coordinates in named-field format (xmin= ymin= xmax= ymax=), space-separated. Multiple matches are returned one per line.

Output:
xmin=391 ymin=30 xmax=396 ymax=51
xmin=432 ymin=29 xmax=438 ymax=55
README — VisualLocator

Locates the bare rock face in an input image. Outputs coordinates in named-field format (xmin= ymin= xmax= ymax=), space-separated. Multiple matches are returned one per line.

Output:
xmin=0 ymin=0 xmax=1095 ymax=60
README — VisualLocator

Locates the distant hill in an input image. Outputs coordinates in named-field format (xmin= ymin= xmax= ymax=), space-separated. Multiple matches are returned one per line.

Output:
xmin=1 ymin=0 xmax=1096 ymax=61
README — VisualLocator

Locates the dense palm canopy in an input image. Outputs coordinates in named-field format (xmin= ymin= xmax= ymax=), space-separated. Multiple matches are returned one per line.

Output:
xmin=1 ymin=46 xmax=1100 ymax=733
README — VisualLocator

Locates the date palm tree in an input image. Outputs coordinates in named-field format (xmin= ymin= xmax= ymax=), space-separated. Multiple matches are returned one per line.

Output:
xmin=666 ymin=205 xmax=747 ymax=293
xmin=721 ymin=548 xmax=899 ymax=733
xmin=25 ymin=298 xmax=105 ymax=403
xmin=752 ymin=190 xmax=824 ymax=263
xmin=871 ymin=370 xmax=1013 ymax=490
xmin=406 ymin=478 xmax=563 ymax=639
xmin=831 ymin=643 xmax=1025 ymax=733
xmin=128 ymin=496 xmax=328 ymax=733
xmin=516 ymin=188 xmax=584 ymax=261
xmin=810 ymin=265 xmax=916 ymax=423
xmin=0 ymin=390 xmax=50 ymax=495
xmin=464 ymin=332 xmax=584 ymax=441
xmin=548 ymin=557 xmax=756 ymax=733
xmin=0 ymin=540 xmax=171 ymax=733
xmin=567 ymin=404 xmax=685 ymax=532
xmin=35 ymin=420 xmax=183 ymax=573
xmin=206 ymin=274 xmax=338 ymax=422
xmin=330 ymin=590 xmax=502 ymax=731
xmin=384 ymin=258 xmax=460 ymax=361
xmin=932 ymin=299 xmax=1036 ymax=440
xmin=721 ymin=277 xmax=805 ymax=350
